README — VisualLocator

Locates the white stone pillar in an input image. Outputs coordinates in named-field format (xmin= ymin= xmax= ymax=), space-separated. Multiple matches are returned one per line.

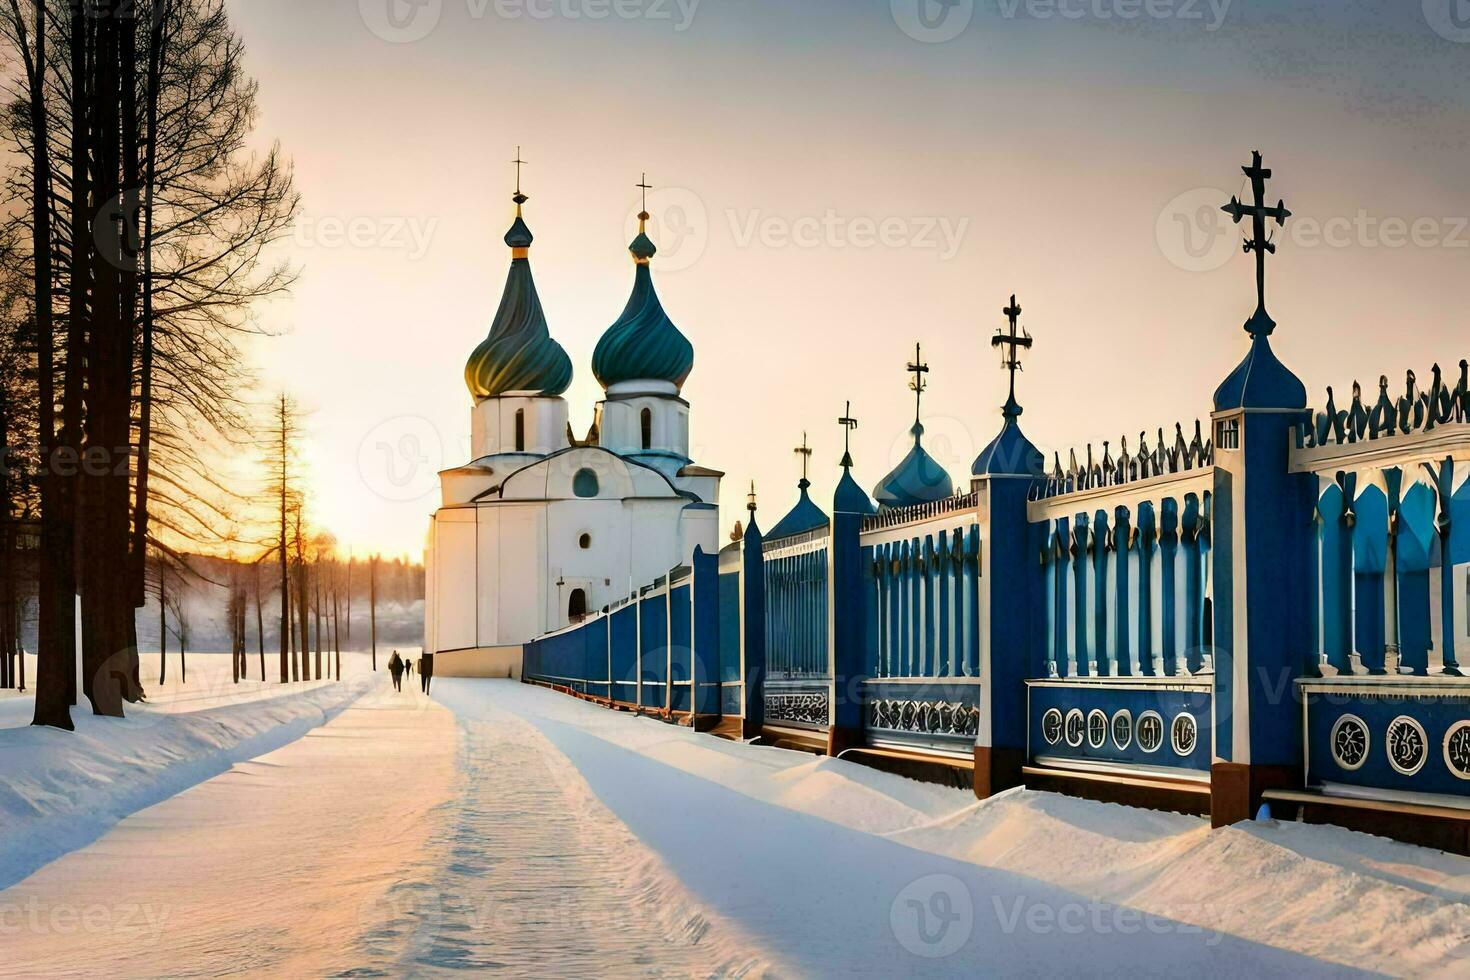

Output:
xmin=1149 ymin=543 xmax=1164 ymax=675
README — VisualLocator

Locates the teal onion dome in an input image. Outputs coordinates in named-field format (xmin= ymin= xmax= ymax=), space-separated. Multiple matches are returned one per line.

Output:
xmin=592 ymin=224 xmax=694 ymax=390
xmin=873 ymin=422 xmax=954 ymax=508
xmin=464 ymin=208 xmax=573 ymax=401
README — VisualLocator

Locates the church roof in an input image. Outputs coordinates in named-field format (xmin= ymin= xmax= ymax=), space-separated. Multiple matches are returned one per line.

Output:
xmin=592 ymin=222 xmax=694 ymax=391
xmin=1213 ymin=334 xmax=1307 ymax=412
xmin=972 ymin=416 xmax=1044 ymax=477
xmin=873 ymin=422 xmax=954 ymax=508
xmin=464 ymin=204 xmax=573 ymax=400
xmin=767 ymin=481 xmax=829 ymax=539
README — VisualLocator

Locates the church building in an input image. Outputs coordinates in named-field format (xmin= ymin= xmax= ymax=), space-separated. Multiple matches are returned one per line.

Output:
xmin=424 ymin=176 xmax=722 ymax=663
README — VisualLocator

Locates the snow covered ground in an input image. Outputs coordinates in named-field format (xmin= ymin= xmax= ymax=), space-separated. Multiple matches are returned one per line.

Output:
xmin=3 ymin=672 xmax=1469 ymax=976
xmin=436 ymin=681 xmax=1470 ymax=977
xmin=0 ymin=653 xmax=384 ymax=893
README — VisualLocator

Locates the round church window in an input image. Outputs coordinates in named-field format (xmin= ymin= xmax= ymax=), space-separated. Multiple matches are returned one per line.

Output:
xmin=1041 ymin=708 xmax=1063 ymax=746
xmin=1064 ymin=708 xmax=1085 ymax=748
xmin=1329 ymin=714 xmax=1369 ymax=772
xmin=1111 ymin=709 xmax=1133 ymax=751
xmin=1386 ymin=715 xmax=1428 ymax=776
xmin=1137 ymin=711 xmax=1164 ymax=753
xmin=1171 ymin=712 xmax=1198 ymax=757
xmin=1087 ymin=709 xmax=1108 ymax=749
xmin=1443 ymin=722 xmax=1470 ymax=780
xmin=579 ymin=532 xmax=592 ymax=550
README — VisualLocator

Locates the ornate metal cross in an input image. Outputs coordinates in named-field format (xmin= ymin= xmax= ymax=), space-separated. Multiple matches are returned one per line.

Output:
xmin=992 ymin=293 xmax=1032 ymax=418
xmin=1222 ymin=150 xmax=1290 ymax=337
xmin=907 ymin=343 xmax=929 ymax=424
xmin=794 ymin=432 xmax=813 ymax=484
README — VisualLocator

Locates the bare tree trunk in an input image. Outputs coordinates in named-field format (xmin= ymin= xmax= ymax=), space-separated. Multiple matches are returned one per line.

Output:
xmin=9 ymin=0 xmax=72 ymax=728
xmin=158 ymin=560 xmax=166 ymax=684
xmin=277 ymin=397 xmax=289 ymax=683
xmin=254 ymin=562 xmax=265 ymax=681
xmin=369 ymin=556 xmax=377 ymax=671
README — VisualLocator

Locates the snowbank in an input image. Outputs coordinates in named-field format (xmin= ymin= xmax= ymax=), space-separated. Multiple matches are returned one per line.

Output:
xmin=0 ymin=656 xmax=382 ymax=891
xmin=438 ymin=680 xmax=1470 ymax=977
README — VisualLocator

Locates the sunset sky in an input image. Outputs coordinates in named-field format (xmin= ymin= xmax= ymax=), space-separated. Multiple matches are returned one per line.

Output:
xmin=225 ymin=1 xmax=1470 ymax=560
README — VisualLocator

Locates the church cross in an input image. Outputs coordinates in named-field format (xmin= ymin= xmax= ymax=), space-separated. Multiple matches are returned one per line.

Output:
xmin=992 ymin=293 xmax=1033 ymax=418
xmin=511 ymin=147 xmax=528 ymax=210
xmin=794 ymin=432 xmax=813 ymax=486
xmin=636 ymin=173 xmax=653 ymax=216
xmin=906 ymin=343 xmax=929 ymax=425
xmin=837 ymin=401 xmax=858 ymax=458
xmin=1221 ymin=150 xmax=1291 ymax=337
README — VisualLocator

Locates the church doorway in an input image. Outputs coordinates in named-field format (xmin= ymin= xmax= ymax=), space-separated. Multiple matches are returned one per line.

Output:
xmin=568 ymin=588 xmax=588 ymax=624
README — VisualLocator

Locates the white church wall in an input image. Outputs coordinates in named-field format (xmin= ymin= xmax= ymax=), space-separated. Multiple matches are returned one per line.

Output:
xmin=475 ymin=506 xmax=501 ymax=645
xmin=434 ymin=509 xmax=478 ymax=651
xmin=471 ymin=394 xmax=569 ymax=458
xmin=598 ymin=392 xmax=690 ymax=460
xmin=494 ymin=504 xmax=545 ymax=643
xmin=440 ymin=466 xmax=499 ymax=506
xmin=679 ymin=506 xmax=720 ymax=560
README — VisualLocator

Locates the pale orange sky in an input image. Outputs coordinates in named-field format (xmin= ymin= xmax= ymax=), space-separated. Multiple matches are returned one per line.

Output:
xmin=226 ymin=1 xmax=1470 ymax=559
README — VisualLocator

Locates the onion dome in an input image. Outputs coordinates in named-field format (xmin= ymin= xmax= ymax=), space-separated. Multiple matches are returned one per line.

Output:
xmin=592 ymin=208 xmax=694 ymax=391
xmin=768 ymin=477 xmax=829 ymax=539
xmin=1213 ymin=334 xmax=1307 ymax=412
xmin=873 ymin=421 xmax=954 ymax=508
xmin=973 ymin=416 xmax=1044 ymax=477
xmin=464 ymin=189 xmax=573 ymax=401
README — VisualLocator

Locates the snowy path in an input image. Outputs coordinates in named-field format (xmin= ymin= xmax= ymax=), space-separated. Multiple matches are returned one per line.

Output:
xmin=0 ymin=684 xmax=458 ymax=978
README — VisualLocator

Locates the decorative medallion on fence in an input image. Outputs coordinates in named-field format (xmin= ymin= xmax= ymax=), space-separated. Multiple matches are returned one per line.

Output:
xmin=868 ymin=698 xmax=980 ymax=740
xmin=765 ymin=690 xmax=830 ymax=728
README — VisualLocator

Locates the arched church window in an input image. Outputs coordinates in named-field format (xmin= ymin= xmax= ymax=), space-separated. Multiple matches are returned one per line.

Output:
xmin=568 ymin=588 xmax=587 ymax=623
xmin=640 ymin=407 xmax=652 ymax=450
xmin=573 ymin=468 xmax=599 ymax=498
xmin=514 ymin=409 xmax=526 ymax=452
xmin=579 ymin=533 xmax=592 ymax=550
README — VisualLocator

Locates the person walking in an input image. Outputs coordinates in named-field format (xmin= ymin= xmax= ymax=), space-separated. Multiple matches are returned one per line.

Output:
xmin=388 ymin=651 xmax=404 ymax=692
xmin=420 ymin=652 xmax=434 ymax=695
